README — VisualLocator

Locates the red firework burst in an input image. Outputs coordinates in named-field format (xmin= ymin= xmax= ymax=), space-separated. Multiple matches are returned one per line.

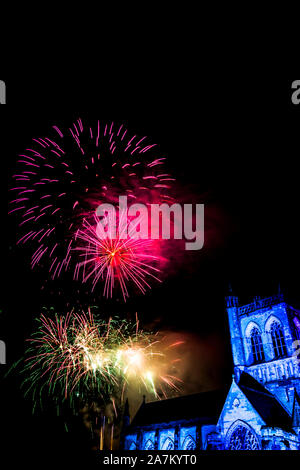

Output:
xmin=74 ymin=212 xmax=163 ymax=301
xmin=9 ymin=119 xmax=175 ymax=299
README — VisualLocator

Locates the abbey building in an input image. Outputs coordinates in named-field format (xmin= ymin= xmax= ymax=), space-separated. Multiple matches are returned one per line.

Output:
xmin=122 ymin=293 xmax=300 ymax=450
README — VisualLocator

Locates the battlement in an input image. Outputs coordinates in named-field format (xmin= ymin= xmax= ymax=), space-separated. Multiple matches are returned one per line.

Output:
xmin=238 ymin=294 xmax=284 ymax=316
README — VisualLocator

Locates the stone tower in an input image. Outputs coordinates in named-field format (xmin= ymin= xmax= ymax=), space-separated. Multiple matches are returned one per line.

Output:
xmin=226 ymin=291 xmax=300 ymax=414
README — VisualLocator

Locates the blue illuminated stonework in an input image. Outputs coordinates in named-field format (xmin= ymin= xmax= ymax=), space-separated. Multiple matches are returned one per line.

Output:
xmin=122 ymin=293 xmax=300 ymax=450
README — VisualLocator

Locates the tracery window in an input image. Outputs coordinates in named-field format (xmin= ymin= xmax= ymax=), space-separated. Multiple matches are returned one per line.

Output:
xmin=144 ymin=439 xmax=155 ymax=450
xmin=161 ymin=437 xmax=174 ymax=450
xmin=182 ymin=435 xmax=196 ymax=450
xmin=227 ymin=425 xmax=260 ymax=450
xmin=125 ymin=434 xmax=137 ymax=450
xmin=293 ymin=317 xmax=300 ymax=341
xmin=129 ymin=441 xmax=137 ymax=450
xmin=270 ymin=322 xmax=287 ymax=358
xmin=250 ymin=328 xmax=265 ymax=363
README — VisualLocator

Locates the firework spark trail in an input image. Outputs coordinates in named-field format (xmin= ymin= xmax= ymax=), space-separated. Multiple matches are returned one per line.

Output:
xmin=19 ymin=309 xmax=183 ymax=413
xmin=10 ymin=120 xmax=175 ymax=299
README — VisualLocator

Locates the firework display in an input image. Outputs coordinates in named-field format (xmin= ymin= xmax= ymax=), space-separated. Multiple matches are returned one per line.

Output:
xmin=17 ymin=308 xmax=183 ymax=414
xmin=9 ymin=120 xmax=175 ymax=299
xmin=74 ymin=212 xmax=163 ymax=300
xmin=7 ymin=118 xmax=187 ymax=453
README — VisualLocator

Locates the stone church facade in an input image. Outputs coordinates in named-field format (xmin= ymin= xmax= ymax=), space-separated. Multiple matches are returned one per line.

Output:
xmin=122 ymin=293 xmax=300 ymax=450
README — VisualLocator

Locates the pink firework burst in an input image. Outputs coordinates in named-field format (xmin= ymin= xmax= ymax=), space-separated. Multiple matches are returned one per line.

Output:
xmin=9 ymin=119 xmax=175 ymax=298
xmin=74 ymin=211 xmax=163 ymax=301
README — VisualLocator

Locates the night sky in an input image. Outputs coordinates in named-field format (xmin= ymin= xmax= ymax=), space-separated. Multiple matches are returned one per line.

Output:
xmin=1 ymin=77 xmax=299 ymax=463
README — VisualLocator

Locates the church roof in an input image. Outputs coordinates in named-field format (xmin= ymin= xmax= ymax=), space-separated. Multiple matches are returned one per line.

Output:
xmin=126 ymin=373 xmax=296 ymax=432
xmin=129 ymin=388 xmax=228 ymax=428
xmin=238 ymin=372 xmax=294 ymax=432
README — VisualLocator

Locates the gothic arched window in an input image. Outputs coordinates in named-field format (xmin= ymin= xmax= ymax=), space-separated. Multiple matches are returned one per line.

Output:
xmin=144 ymin=439 xmax=155 ymax=450
xmin=293 ymin=317 xmax=300 ymax=341
xmin=182 ymin=435 xmax=196 ymax=450
xmin=125 ymin=434 xmax=137 ymax=450
xmin=129 ymin=441 xmax=137 ymax=450
xmin=161 ymin=437 xmax=174 ymax=450
xmin=227 ymin=425 xmax=260 ymax=450
xmin=250 ymin=328 xmax=265 ymax=363
xmin=270 ymin=322 xmax=287 ymax=358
